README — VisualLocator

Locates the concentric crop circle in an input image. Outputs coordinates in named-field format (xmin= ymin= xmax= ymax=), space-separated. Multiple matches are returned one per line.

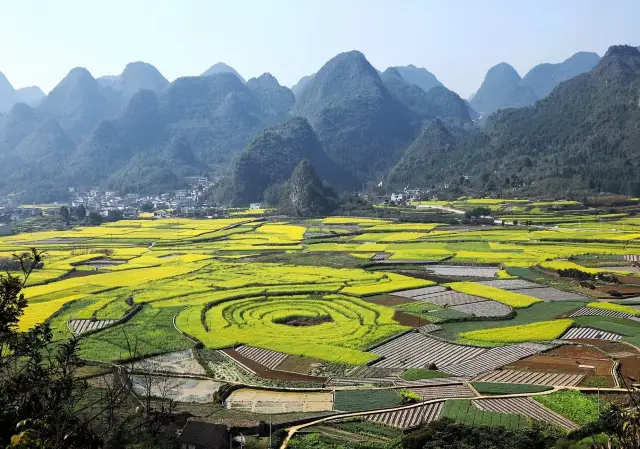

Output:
xmin=182 ymin=293 xmax=406 ymax=364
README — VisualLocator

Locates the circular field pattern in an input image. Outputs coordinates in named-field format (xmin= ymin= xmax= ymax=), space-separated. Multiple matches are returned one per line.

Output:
xmin=177 ymin=294 xmax=408 ymax=364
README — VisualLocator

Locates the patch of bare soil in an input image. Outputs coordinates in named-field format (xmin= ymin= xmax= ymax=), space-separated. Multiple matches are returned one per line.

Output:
xmin=367 ymin=295 xmax=415 ymax=307
xmin=275 ymin=355 xmax=325 ymax=375
xmin=506 ymin=344 xmax=615 ymax=385
xmin=595 ymin=285 xmax=640 ymax=296
xmin=275 ymin=315 xmax=333 ymax=327
xmin=392 ymin=310 xmax=427 ymax=327
xmin=575 ymin=340 xmax=640 ymax=386
xmin=62 ymin=269 xmax=101 ymax=279
xmin=617 ymin=276 xmax=640 ymax=285
xmin=222 ymin=349 xmax=327 ymax=383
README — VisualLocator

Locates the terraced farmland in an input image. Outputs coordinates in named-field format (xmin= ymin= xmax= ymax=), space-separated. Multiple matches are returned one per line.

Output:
xmin=234 ymin=345 xmax=289 ymax=370
xmin=405 ymin=384 xmax=476 ymax=400
xmin=370 ymin=333 xmax=487 ymax=369
xmin=570 ymin=307 xmax=640 ymax=322
xmin=363 ymin=401 xmax=444 ymax=429
xmin=471 ymin=370 xmax=584 ymax=387
xmin=441 ymin=343 xmax=551 ymax=377
xmin=561 ymin=327 xmax=622 ymax=341
xmin=4 ymin=214 xmax=640 ymax=437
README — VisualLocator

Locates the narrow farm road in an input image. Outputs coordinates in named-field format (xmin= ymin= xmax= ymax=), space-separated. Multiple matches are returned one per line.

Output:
xmin=415 ymin=205 xmax=465 ymax=214
xmin=278 ymin=385 xmax=632 ymax=449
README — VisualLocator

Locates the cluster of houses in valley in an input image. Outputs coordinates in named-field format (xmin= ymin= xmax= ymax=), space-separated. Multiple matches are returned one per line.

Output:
xmin=366 ymin=188 xmax=428 ymax=205
xmin=0 ymin=177 xmax=219 ymax=222
xmin=0 ymin=181 xmax=433 ymax=226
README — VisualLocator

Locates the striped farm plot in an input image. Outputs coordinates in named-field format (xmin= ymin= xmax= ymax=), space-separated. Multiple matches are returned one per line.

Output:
xmin=570 ymin=307 xmax=640 ymax=322
xmin=425 ymin=265 xmax=498 ymax=277
xmin=372 ymin=252 xmax=392 ymax=261
xmin=363 ymin=401 xmax=444 ymax=429
xmin=412 ymin=290 xmax=513 ymax=318
xmin=450 ymin=300 xmax=512 ymax=318
xmin=405 ymin=384 xmax=476 ymax=400
xmin=561 ymin=326 xmax=622 ymax=341
xmin=413 ymin=290 xmax=486 ymax=306
xmin=392 ymin=286 xmax=448 ymax=298
xmin=69 ymin=319 xmax=117 ymax=335
xmin=370 ymin=333 xmax=487 ymax=369
xmin=441 ymin=343 xmax=552 ymax=377
xmin=473 ymin=397 xmax=578 ymax=430
xmin=471 ymin=370 xmax=584 ymax=387
xmin=510 ymin=287 xmax=587 ymax=301
xmin=417 ymin=323 xmax=442 ymax=333
xmin=234 ymin=345 xmax=288 ymax=370
xmin=343 ymin=366 xmax=404 ymax=379
xmin=479 ymin=279 xmax=543 ymax=290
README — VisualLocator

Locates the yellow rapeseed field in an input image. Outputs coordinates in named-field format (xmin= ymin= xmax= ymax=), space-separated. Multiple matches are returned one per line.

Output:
xmin=446 ymin=282 xmax=541 ymax=308
xmin=459 ymin=319 xmax=574 ymax=344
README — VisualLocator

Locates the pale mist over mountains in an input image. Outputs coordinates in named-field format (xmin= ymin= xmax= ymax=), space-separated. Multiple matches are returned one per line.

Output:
xmin=1 ymin=45 xmax=640 ymax=203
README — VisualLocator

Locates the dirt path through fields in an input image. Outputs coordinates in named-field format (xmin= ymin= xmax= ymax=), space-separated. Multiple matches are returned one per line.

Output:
xmin=278 ymin=385 xmax=631 ymax=449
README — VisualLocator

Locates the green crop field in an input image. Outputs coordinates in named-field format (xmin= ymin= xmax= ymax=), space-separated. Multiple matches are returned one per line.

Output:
xmin=533 ymin=391 xmax=604 ymax=425
xmin=4 ymin=214 xmax=640 ymax=370
xmin=333 ymin=390 xmax=403 ymax=412
xmin=440 ymin=400 xmax=530 ymax=429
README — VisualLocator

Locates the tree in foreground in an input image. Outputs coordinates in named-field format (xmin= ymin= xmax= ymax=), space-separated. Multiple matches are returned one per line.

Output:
xmin=0 ymin=249 xmax=183 ymax=449
xmin=0 ymin=249 xmax=103 ymax=448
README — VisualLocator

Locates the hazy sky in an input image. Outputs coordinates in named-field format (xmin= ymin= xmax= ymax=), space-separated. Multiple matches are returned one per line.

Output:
xmin=1 ymin=0 xmax=638 ymax=97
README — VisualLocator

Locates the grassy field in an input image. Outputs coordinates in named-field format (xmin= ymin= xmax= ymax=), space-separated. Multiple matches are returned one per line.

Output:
xmin=533 ymin=391 xmax=603 ymax=425
xmin=5 ymin=214 xmax=640 ymax=368
xmin=572 ymin=318 xmax=640 ymax=336
xmin=333 ymin=389 xmax=402 ymax=412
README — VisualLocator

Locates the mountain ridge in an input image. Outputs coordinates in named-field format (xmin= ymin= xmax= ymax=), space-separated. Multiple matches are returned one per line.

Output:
xmin=401 ymin=45 xmax=640 ymax=196
xmin=0 ymin=45 xmax=635 ymax=202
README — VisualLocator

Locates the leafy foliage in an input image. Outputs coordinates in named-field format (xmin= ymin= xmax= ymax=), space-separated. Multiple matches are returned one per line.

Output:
xmin=279 ymin=160 xmax=339 ymax=217
xmin=533 ymin=390 xmax=603 ymax=425
xmin=218 ymin=117 xmax=350 ymax=206
xmin=402 ymin=417 xmax=561 ymax=449
xmin=412 ymin=46 xmax=640 ymax=196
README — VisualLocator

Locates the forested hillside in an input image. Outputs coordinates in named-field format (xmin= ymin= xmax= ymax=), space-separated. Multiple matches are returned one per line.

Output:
xmin=0 ymin=45 xmax=636 ymax=202
xmin=215 ymin=117 xmax=351 ymax=206
xmin=401 ymin=45 xmax=640 ymax=196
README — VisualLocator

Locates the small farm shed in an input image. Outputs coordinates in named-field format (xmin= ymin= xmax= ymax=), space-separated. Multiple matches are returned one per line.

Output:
xmin=178 ymin=417 xmax=266 ymax=449
xmin=178 ymin=419 xmax=229 ymax=449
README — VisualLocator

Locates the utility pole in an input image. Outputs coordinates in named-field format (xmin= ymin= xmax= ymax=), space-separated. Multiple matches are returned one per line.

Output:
xmin=269 ymin=414 xmax=273 ymax=449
